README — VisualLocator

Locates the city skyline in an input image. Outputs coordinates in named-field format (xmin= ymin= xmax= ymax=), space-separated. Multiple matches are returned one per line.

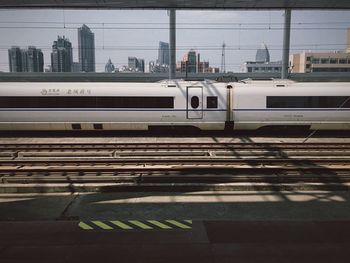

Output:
xmin=0 ymin=9 xmax=349 ymax=72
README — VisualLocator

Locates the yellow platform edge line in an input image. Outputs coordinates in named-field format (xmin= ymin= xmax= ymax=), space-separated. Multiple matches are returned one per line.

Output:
xmin=78 ymin=221 xmax=94 ymax=230
xmin=184 ymin=220 xmax=193 ymax=224
xmin=91 ymin=220 xmax=113 ymax=230
xmin=147 ymin=220 xmax=173 ymax=229
xmin=166 ymin=220 xmax=192 ymax=229
xmin=129 ymin=220 xmax=153 ymax=229
xmin=110 ymin=220 xmax=134 ymax=230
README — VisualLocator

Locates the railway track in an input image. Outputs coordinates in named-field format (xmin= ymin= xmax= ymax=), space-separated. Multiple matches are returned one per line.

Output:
xmin=0 ymin=142 xmax=349 ymax=189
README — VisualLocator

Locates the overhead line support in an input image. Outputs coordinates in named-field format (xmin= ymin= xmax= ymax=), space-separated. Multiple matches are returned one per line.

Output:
xmin=282 ymin=9 xmax=291 ymax=79
xmin=169 ymin=8 xmax=176 ymax=79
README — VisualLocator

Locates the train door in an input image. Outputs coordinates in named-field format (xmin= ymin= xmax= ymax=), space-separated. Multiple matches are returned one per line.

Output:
xmin=186 ymin=86 xmax=203 ymax=119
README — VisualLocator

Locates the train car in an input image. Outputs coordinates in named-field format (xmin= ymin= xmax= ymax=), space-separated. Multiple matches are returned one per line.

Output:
xmin=232 ymin=79 xmax=350 ymax=130
xmin=0 ymin=79 xmax=349 ymax=131
xmin=0 ymin=80 xmax=228 ymax=131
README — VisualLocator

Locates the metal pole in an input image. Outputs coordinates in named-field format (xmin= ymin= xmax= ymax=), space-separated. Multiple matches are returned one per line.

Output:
xmin=169 ymin=9 xmax=176 ymax=79
xmin=281 ymin=9 xmax=291 ymax=79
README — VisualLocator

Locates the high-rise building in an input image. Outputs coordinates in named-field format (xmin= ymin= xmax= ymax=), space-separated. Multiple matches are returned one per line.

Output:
xmin=105 ymin=58 xmax=115 ymax=73
xmin=128 ymin=56 xmax=138 ymax=70
xmin=138 ymin=59 xmax=145 ymax=73
xmin=51 ymin=36 xmax=73 ymax=72
xmin=8 ymin=46 xmax=43 ymax=72
xmin=180 ymin=50 xmax=197 ymax=73
xmin=256 ymin=43 xmax=270 ymax=63
xmin=158 ymin=41 xmax=169 ymax=65
xmin=8 ymin=47 xmax=22 ymax=72
xmin=128 ymin=57 xmax=144 ymax=72
xmin=23 ymin=46 xmax=44 ymax=72
xmin=78 ymin=24 xmax=95 ymax=72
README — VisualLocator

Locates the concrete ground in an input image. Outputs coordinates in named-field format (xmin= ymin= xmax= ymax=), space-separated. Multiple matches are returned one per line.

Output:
xmin=1 ymin=191 xmax=350 ymax=262
xmin=1 ymin=133 xmax=350 ymax=144
xmin=1 ymin=191 xmax=350 ymax=221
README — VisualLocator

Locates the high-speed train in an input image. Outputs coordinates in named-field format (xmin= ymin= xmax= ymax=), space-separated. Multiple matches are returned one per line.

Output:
xmin=0 ymin=79 xmax=349 ymax=131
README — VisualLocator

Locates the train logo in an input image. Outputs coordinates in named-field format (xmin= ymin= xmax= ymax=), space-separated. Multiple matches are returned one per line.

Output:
xmin=41 ymin=89 xmax=60 ymax=95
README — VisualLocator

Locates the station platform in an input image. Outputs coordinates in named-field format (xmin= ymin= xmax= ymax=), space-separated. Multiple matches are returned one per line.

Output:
xmin=0 ymin=219 xmax=350 ymax=263
xmin=0 ymin=191 xmax=350 ymax=262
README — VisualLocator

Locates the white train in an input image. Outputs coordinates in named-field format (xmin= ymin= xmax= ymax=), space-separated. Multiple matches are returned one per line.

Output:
xmin=0 ymin=79 xmax=349 ymax=131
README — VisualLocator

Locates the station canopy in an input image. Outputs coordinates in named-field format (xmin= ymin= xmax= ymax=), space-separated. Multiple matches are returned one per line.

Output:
xmin=1 ymin=0 xmax=349 ymax=9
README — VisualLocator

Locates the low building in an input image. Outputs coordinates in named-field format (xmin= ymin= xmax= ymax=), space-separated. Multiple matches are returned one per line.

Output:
xmin=289 ymin=28 xmax=350 ymax=73
xmin=289 ymin=52 xmax=350 ymax=73
xmin=243 ymin=61 xmax=282 ymax=73
xmin=149 ymin=61 xmax=169 ymax=73
xmin=242 ymin=43 xmax=282 ymax=73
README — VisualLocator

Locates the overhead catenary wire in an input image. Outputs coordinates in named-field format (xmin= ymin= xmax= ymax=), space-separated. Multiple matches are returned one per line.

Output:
xmin=2 ymin=44 xmax=347 ymax=51
xmin=0 ymin=21 xmax=349 ymax=25
xmin=0 ymin=26 xmax=348 ymax=30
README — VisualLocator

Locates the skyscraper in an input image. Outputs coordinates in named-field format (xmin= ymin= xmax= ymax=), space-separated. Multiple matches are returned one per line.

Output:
xmin=8 ymin=46 xmax=43 ymax=72
xmin=181 ymin=50 xmax=197 ymax=73
xmin=128 ymin=57 xmax=144 ymax=72
xmin=158 ymin=41 xmax=169 ymax=65
xmin=51 ymin=36 xmax=73 ymax=72
xmin=8 ymin=47 xmax=22 ymax=72
xmin=23 ymin=46 xmax=44 ymax=72
xmin=105 ymin=58 xmax=115 ymax=73
xmin=138 ymin=59 xmax=145 ymax=73
xmin=255 ymin=43 xmax=270 ymax=62
xmin=78 ymin=24 xmax=95 ymax=72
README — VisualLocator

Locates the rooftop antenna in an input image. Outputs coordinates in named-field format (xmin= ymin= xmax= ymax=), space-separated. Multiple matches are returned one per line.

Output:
xmin=221 ymin=42 xmax=226 ymax=73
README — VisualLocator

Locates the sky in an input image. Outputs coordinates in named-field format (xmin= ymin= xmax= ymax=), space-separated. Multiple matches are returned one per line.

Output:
xmin=0 ymin=9 xmax=349 ymax=72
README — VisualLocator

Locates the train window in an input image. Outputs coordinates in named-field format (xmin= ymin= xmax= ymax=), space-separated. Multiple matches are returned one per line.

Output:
xmin=96 ymin=97 xmax=174 ymax=108
xmin=191 ymin=96 xmax=199 ymax=109
xmin=0 ymin=96 xmax=174 ymax=109
xmin=93 ymin=124 xmax=103 ymax=130
xmin=207 ymin=96 xmax=218 ymax=108
xmin=267 ymin=96 xmax=350 ymax=108
xmin=72 ymin=124 xmax=81 ymax=130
